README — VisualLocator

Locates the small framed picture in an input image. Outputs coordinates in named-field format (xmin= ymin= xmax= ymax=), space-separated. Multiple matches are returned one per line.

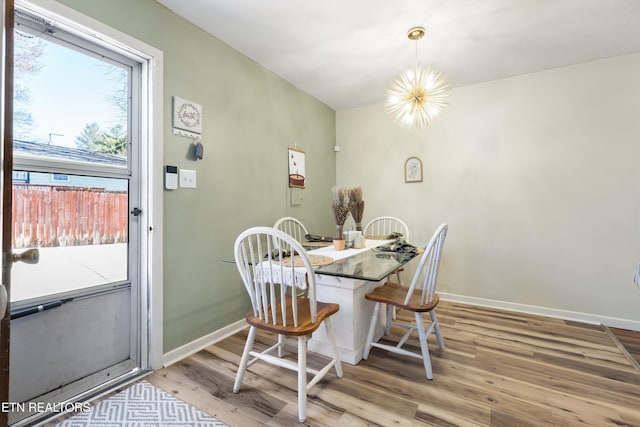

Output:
xmin=172 ymin=96 xmax=202 ymax=139
xmin=288 ymin=148 xmax=306 ymax=188
xmin=404 ymin=156 xmax=423 ymax=183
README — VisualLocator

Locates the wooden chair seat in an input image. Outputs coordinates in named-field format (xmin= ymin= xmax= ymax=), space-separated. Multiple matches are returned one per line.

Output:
xmin=247 ymin=298 xmax=340 ymax=336
xmin=365 ymin=282 xmax=439 ymax=313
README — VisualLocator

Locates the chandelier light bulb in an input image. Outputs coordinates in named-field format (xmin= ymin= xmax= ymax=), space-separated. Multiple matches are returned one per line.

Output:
xmin=406 ymin=69 xmax=415 ymax=81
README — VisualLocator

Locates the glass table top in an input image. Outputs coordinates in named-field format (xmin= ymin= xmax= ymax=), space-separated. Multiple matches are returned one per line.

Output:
xmin=313 ymin=248 xmax=418 ymax=282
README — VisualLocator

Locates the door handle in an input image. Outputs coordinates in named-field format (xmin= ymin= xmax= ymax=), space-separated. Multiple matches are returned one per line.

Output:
xmin=12 ymin=248 xmax=40 ymax=264
xmin=0 ymin=284 xmax=6 ymax=320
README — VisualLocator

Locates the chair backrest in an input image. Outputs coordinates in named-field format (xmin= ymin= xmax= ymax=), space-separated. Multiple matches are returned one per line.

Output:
xmin=404 ymin=223 xmax=448 ymax=306
xmin=273 ymin=216 xmax=309 ymax=243
xmin=234 ymin=226 xmax=317 ymax=327
xmin=364 ymin=216 xmax=410 ymax=240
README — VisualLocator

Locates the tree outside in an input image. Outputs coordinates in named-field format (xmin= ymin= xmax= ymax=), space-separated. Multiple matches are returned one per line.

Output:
xmin=14 ymin=27 xmax=128 ymax=156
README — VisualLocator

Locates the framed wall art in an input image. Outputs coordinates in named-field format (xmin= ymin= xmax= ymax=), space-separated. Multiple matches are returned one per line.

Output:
xmin=404 ymin=156 xmax=423 ymax=183
xmin=172 ymin=96 xmax=202 ymax=139
xmin=288 ymin=147 xmax=306 ymax=188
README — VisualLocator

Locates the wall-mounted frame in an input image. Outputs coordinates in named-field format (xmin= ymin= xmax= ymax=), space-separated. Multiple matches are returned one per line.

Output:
xmin=172 ymin=96 xmax=202 ymax=139
xmin=404 ymin=156 xmax=423 ymax=183
xmin=288 ymin=148 xmax=306 ymax=188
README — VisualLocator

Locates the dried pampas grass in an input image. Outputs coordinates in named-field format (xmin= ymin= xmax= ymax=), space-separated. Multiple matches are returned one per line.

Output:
xmin=331 ymin=187 xmax=351 ymax=238
xmin=349 ymin=187 xmax=365 ymax=230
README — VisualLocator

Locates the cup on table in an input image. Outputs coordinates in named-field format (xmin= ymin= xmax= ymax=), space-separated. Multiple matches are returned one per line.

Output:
xmin=354 ymin=232 xmax=364 ymax=248
xmin=343 ymin=231 xmax=357 ymax=248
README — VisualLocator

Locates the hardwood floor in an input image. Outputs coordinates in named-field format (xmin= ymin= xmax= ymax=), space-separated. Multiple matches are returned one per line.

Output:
xmin=147 ymin=301 xmax=640 ymax=426
xmin=612 ymin=327 xmax=640 ymax=368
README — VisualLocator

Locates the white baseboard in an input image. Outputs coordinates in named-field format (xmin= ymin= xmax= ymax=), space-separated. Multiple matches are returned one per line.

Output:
xmin=162 ymin=319 xmax=248 ymax=367
xmin=162 ymin=294 xmax=640 ymax=368
xmin=439 ymin=292 xmax=640 ymax=332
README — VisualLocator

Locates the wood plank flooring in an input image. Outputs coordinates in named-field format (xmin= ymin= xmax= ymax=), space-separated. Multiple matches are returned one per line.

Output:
xmin=612 ymin=327 xmax=640 ymax=368
xmin=147 ymin=301 xmax=640 ymax=426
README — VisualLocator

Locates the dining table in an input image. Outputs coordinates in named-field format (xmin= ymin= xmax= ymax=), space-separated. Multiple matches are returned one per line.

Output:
xmin=304 ymin=238 xmax=419 ymax=365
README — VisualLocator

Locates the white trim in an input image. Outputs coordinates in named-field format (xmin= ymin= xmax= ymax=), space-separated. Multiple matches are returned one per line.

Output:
xmin=18 ymin=0 xmax=158 ymax=62
xmin=439 ymin=292 xmax=640 ymax=331
xmin=141 ymin=36 xmax=164 ymax=372
xmin=19 ymin=0 xmax=164 ymax=370
xmin=162 ymin=320 xmax=248 ymax=368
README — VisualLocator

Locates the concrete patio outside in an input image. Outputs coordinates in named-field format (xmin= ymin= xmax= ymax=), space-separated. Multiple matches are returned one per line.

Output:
xmin=10 ymin=243 xmax=127 ymax=302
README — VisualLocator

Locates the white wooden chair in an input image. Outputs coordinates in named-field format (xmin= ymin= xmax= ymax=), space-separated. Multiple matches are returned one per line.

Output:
xmin=364 ymin=216 xmax=410 ymax=320
xmin=273 ymin=216 xmax=309 ymax=243
xmin=362 ymin=223 xmax=448 ymax=379
xmin=364 ymin=216 xmax=410 ymax=281
xmin=364 ymin=216 xmax=410 ymax=242
xmin=233 ymin=226 xmax=343 ymax=422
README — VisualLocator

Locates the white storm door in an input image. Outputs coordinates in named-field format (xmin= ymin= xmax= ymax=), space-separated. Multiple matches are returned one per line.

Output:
xmin=0 ymin=0 xmax=14 ymax=426
xmin=8 ymin=7 xmax=144 ymax=423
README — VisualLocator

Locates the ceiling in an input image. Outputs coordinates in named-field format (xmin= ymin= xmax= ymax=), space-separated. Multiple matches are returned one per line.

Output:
xmin=155 ymin=0 xmax=640 ymax=111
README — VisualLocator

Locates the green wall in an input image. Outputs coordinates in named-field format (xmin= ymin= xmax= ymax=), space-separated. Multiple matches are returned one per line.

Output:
xmin=55 ymin=0 xmax=337 ymax=352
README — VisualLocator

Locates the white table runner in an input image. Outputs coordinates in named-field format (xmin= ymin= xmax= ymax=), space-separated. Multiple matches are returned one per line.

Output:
xmin=307 ymin=238 xmax=389 ymax=259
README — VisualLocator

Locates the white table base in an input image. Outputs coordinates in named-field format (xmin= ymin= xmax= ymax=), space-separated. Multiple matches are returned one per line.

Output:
xmin=308 ymin=274 xmax=386 ymax=365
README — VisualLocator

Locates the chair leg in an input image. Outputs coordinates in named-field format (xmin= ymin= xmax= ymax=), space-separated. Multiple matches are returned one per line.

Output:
xmin=277 ymin=333 xmax=285 ymax=357
xmin=363 ymin=302 xmax=381 ymax=360
xmin=233 ymin=325 xmax=257 ymax=393
xmin=395 ymin=269 xmax=403 ymax=286
xmin=430 ymin=310 xmax=445 ymax=349
xmin=323 ymin=317 xmax=343 ymax=378
xmin=297 ymin=335 xmax=308 ymax=422
xmin=415 ymin=313 xmax=433 ymax=380
xmin=385 ymin=303 xmax=393 ymax=335
xmin=391 ymin=269 xmax=403 ymax=320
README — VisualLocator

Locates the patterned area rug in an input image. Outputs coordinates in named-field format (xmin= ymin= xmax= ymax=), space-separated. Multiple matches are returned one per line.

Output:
xmin=56 ymin=381 xmax=228 ymax=426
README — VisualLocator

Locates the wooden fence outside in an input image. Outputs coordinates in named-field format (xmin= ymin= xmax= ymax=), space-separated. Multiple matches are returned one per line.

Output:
xmin=12 ymin=184 xmax=128 ymax=248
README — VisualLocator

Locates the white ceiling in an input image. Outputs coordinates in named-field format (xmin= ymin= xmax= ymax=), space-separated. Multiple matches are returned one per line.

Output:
xmin=155 ymin=0 xmax=640 ymax=111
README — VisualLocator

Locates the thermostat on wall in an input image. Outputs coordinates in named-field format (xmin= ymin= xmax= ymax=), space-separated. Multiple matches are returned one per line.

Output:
xmin=165 ymin=165 xmax=178 ymax=190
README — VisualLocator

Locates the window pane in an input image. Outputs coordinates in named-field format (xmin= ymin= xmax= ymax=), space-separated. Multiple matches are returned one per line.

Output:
xmin=11 ymin=173 xmax=128 ymax=302
xmin=14 ymin=27 xmax=129 ymax=167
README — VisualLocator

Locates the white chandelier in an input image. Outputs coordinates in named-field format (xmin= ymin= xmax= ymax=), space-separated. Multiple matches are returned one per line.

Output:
xmin=386 ymin=26 xmax=450 ymax=129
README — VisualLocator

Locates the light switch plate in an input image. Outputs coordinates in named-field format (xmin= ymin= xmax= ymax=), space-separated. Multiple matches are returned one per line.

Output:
xmin=179 ymin=169 xmax=197 ymax=188
xmin=291 ymin=188 xmax=303 ymax=206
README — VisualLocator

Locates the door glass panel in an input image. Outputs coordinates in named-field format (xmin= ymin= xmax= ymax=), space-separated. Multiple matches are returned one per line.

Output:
xmin=11 ymin=13 xmax=134 ymax=305
xmin=14 ymin=21 xmax=128 ymax=168
xmin=11 ymin=173 xmax=128 ymax=302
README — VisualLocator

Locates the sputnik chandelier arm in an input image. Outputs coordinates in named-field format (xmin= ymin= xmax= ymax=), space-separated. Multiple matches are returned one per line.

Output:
xmin=386 ymin=26 xmax=450 ymax=129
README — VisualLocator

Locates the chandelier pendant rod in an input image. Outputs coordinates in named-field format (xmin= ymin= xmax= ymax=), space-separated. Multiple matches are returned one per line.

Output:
xmin=414 ymin=39 xmax=418 ymax=81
